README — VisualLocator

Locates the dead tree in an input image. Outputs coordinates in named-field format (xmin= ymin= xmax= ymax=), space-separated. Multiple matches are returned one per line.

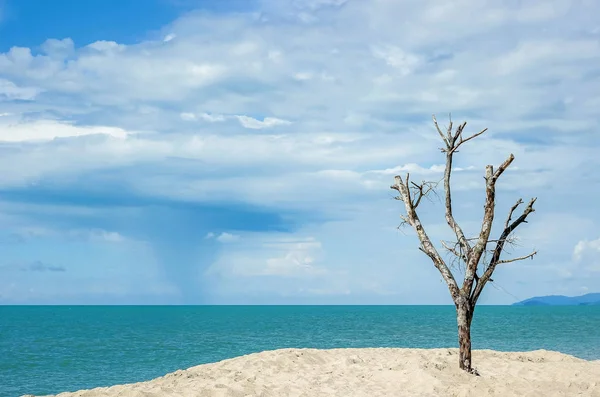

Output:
xmin=390 ymin=115 xmax=537 ymax=374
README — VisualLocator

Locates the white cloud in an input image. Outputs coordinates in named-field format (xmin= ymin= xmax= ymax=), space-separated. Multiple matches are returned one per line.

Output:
xmin=262 ymin=238 xmax=325 ymax=276
xmin=0 ymin=79 xmax=40 ymax=100
xmin=204 ymin=232 xmax=241 ymax=243
xmin=40 ymin=38 xmax=75 ymax=58
xmin=163 ymin=33 xmax=176 ymax=42
xmin=573 ymin=238 xmax=600 ymax=273
xmin=496 ymin=40 xmax=600 ymax=76
xmin=86 ymin=230 xmax=126 ymax=243
xmin=371 ymin=163 xmax=446 ymax=176
xmin=200 ymin=113 xmax=226 ymax=122
xmin=10 ymin=226 xmax=126 ymax=243
xmin=293 ymin=72 xmax=313 ymax=81
xmin=179 ymin=112 xmax=197 ymax=121
xmin=181 ymin=112 xmax=226 ymax=122
xmin=208 ymin=236 xmax=327 ymax=278
xmin=0 ymin=119 xmax=134 ymax=142
xmin=292 ymin=0 xmax=348 ymax=11
xmin=372 ymin=45 xmax=420 ymax=76
xmin=85 ymin=40 xmax=126 ymax=53
xmin=235 ymin=115 xmax=292 ymax=129
xmin=216 ymin=232 xmax=241 ymax=243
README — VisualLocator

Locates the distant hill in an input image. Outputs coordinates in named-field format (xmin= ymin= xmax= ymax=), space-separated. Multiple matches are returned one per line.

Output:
xmin=512 ymin=293 xmax=600 ymax=306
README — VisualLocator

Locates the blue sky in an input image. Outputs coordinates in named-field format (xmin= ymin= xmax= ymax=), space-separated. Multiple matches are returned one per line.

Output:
xmin=0 ymin=0 xmax=258 ymax=50
xmin=1 ymin=0 xmax=599 ymax=304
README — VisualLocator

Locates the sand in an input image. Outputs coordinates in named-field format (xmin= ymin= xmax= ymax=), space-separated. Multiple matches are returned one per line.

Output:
xmin=25 ymin=348 xmax=600 ymax=397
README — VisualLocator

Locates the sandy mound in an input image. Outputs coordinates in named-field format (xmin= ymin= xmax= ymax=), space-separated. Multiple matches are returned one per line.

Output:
xmin=26 ymin=348 xmax=600 ymax=397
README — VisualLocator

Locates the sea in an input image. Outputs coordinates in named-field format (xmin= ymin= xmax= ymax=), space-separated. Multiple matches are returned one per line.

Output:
xmin=1 ymin=305 xmax=599 ymax=397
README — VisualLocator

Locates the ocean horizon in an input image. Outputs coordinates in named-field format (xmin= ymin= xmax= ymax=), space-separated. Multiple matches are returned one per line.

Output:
xmin=2 ymin=305 xmax=599 ymax=397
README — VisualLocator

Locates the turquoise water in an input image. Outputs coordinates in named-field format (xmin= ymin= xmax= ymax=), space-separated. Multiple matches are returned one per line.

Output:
xmin=1 ymin=305 xmax=599 ymax=397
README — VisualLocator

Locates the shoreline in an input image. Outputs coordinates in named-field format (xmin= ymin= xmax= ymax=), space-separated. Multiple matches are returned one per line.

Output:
xmin=24 ymin=347 xmax=600 ymax=397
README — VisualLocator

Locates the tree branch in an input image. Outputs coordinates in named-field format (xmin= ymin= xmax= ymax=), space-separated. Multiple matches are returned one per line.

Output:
xmin=441 ymin=240 xmax=464 ymax=259
xmin=496 ymin=250 xmax=537 ymax=265
xmin=448 ymin=127 xmax=488 ymax=155
xmin=441 ymin=240 xmax=469 ymax=271
xmin=391 ymin=175 xmax=460 ymax=301
xmin=462 ymin=154 xmax=515 ymax=297
xmin=505 ymin=198 xmax=523 ymax=229
xmin=394 ymin=174 xmax=438 ymax=210
xmin=471 ymin=197 xmax=537 ymax=303
xmin=433 ymin=115 xmax=482 ymax=269
xmin=432 ymin=114 xmax=450 ymax=147
xmin=443 ymin=150 xmax=472 ymax=259
xmin=411 ymin=180 xmax=437 ymax=208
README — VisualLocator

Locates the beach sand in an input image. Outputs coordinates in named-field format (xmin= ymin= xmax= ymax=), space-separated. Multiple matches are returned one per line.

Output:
xmin=26 ymin=348 xmax=600 ymax=397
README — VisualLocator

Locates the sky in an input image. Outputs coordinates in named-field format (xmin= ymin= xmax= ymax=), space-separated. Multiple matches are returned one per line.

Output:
xmin=0 ymin=0 xmax=599 ymax=305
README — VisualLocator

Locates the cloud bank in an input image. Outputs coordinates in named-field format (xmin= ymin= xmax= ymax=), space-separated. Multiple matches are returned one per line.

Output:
xmin=1 ymin=0 xmax=599 ymax=303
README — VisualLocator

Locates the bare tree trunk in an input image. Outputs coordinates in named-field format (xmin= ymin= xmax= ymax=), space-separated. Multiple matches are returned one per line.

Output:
xmin=456 ymin=300 xmax=475 ymax=373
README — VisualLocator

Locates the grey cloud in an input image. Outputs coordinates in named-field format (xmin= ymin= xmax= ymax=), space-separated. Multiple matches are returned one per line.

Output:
xmin=0 ymin=260 xmax=67 ymax=273
xmin=23 ymin=260 xmax=66 ymax=272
